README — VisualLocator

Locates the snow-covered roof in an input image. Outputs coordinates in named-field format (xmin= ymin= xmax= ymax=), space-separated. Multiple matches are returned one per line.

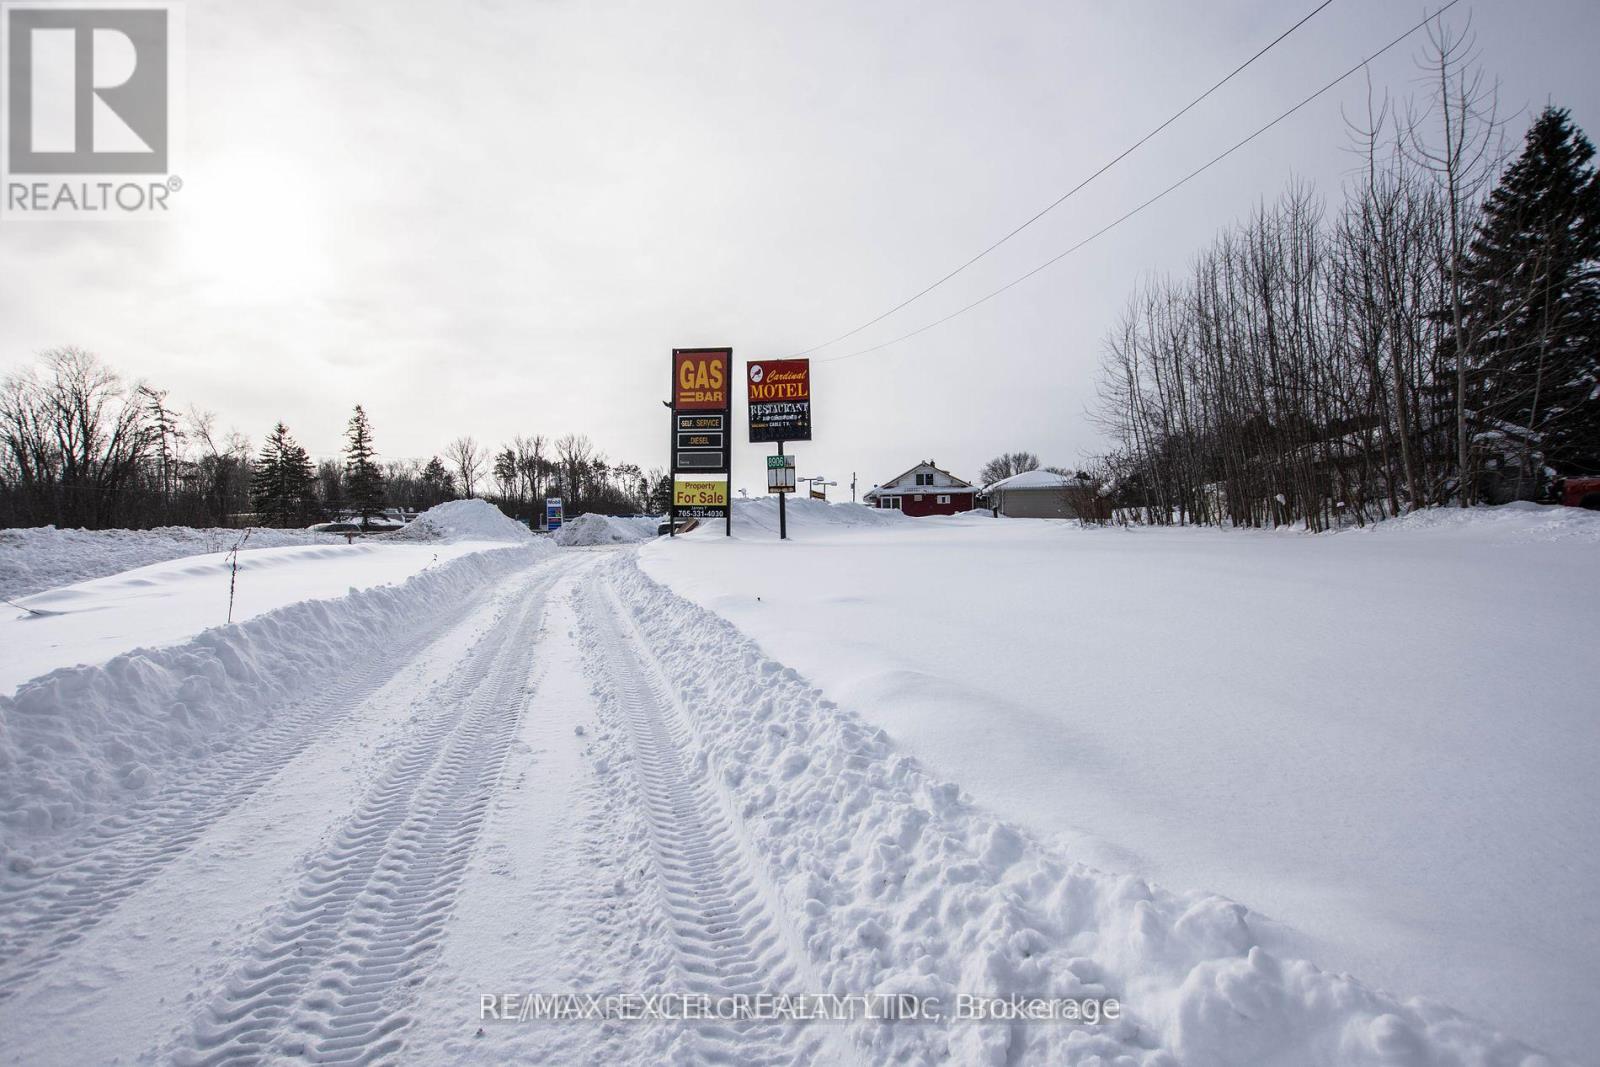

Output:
xmin=868 ymin=460 xmax=975 ymax=492
xmin=982 ymin=469 xmax=1091 ymax=493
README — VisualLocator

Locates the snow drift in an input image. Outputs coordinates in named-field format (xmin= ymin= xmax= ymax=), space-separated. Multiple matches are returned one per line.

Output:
xmin=554 ymin=513 xmax=658 ymax=547
xmin=0 ymin=539 xmax=552 ymax=870
xmin=603 ymin=555 xmax=1550 ymax=1065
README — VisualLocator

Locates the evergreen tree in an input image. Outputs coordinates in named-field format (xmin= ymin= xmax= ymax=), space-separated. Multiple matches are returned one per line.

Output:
xmin=1459 ymin=106 xmax=1600 ymax=487
xmin=420 ymin=455 xmax=454 ymax=507
xmin=251 ymin=422 xmax=315 ymax=526
xmin=343 ymin=405 xmax=385 ymax=524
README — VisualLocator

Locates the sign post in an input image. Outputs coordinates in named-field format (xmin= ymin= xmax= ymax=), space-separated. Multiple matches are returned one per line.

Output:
xmin=545 ymin=497 xmax=563 ymax=532
xmin=765 ymin=452 xmax=796 ymax=538
xmin=747 ymin=359 xmax=811 ymax=541
xmin=670 ymin=348 xmax=732 ymax=537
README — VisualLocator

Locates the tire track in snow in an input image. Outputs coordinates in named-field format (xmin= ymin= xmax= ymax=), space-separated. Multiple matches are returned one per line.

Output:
xmin=0 ymin=565 xmax=522 ymax=1002
xmin=581 ymin=574 xmax=853 ymax=1067
xmin=164 ymin=559 xmax=572 ymax=1066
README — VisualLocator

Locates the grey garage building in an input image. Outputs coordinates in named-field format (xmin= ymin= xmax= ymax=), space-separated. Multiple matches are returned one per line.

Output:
xmin=981 ymin=469 xmax=1094 ymax=518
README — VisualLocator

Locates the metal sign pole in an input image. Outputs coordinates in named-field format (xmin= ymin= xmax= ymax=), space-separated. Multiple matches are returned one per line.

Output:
xmin=778 ymin=441 xmax=787 ymax=541
xmin=667 ymin=379 xmax=676 ymax=538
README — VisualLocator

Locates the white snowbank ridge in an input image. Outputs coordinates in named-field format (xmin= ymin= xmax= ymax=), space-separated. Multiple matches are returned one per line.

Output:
xmin=605 ymin=556 xmax=1550 ymax=1066
xmin=0 ymin=525 xmax=342 ymax=601
xmin=705 ymin=495 xmax=909 ymax=536
xmin=554 ymin=513 xmax=659 ymax=546
xmin=0 ymin=540 xmax=551 ymax=868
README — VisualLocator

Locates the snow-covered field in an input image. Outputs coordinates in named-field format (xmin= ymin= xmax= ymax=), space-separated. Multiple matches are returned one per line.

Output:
xmin=0 ymin=524 xmax=343 ymax=601
xmin=0 ymin=498 xmax=1590 ymax=1064
xmin=643 ymin=497 xmax=1600 ymax=1063
xmin=0 ymin=498 xmax=536 ymax=695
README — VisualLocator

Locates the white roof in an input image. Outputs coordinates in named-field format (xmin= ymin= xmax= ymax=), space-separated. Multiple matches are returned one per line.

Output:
xmin=983 ymin=469 xmax=1089 ymax=493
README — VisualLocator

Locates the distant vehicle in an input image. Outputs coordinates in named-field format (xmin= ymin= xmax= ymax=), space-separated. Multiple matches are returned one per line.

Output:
xmin=308 ymin=521 xmax=362 ymax=534
xmin=1557 ymin=476 xmax=1600 ymax=509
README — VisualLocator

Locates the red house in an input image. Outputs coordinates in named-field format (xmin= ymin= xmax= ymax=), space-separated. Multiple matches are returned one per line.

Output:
xmin=863 ymin=460 xmax=977 ymax=516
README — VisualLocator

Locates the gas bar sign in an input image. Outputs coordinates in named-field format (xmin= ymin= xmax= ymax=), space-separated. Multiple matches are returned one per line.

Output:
xmin=670 ymin=348 xmax=732 ymax=530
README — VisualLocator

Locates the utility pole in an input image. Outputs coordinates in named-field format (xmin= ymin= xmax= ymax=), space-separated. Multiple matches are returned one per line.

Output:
xmin=851 ymin=471 xmax=857 ymax=503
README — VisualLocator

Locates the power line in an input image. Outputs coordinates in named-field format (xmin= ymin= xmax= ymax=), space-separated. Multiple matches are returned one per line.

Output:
xmin=786 ymin=0 xmax=1335 ymax=358
xmin=819 ymin=0 xmax=1463 ymax=365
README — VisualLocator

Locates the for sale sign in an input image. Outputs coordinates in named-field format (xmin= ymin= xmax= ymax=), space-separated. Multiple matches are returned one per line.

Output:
xmin=673 ymin=477 xmax=728 ymax=518
xmin=747 ymin=359 xmax=811 ymax=443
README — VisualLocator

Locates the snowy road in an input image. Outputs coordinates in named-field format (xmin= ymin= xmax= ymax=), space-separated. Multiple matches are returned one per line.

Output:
xmin=0 ymin=549 xmax=857 ymax=1065
xmin=0 ymin=531 xmax=1566 ymax=1064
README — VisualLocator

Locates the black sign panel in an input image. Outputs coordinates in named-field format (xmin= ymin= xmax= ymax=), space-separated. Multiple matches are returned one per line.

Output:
xmin=676 ymin=451 xmax=727 ymax=469
xmin=748 ymin=400 xmax=811 ymax=444
xmin=677 ymin=432 xmax=723 ymax=450
xmin=678 ymin=414 xmax=724 ymax=432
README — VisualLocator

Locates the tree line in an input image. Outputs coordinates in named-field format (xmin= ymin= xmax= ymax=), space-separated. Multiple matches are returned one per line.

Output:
xmin=1088 ymin=28 xmax=1598 ymax=530
xmin=0 ymin=349 xmax=668 ymax=530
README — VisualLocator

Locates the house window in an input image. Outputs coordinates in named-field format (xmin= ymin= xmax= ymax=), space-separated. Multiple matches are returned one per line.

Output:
xmin=913 ymin=494 xmax=923 ymax=502
xmin=885 ymin=496 xmax=901 ymax=509
xmin=915 ymin=472 xmax=934 ymax=486
xmin=937 ymin=494 xmax=950 ymax=504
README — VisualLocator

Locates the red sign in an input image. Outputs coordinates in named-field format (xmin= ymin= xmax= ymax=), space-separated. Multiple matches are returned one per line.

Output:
xmin=747 ymin=359 xmax=810 ymax=403
xmin=747 ymin=358 xmax=811 ymax=443
xmin=674 ymin=349 xmax=730 ymax=411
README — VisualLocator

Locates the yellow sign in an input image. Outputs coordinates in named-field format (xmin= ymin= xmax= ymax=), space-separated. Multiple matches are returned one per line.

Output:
xmin=673 ymin=478 xmax=728 ymax=508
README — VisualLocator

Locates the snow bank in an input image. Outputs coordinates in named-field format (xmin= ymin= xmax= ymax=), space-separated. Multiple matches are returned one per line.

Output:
xmin=1354 ymin=500 xmax=1600 ymax=543
xmin=0 ymin=540 xmax=552 ymax=868
xmin=383 ymin=499 xmax=532 ymax=543
xmin=554 ymin=513 xmax=659 ymax=547
xmin=702 ymin=495 xmax=909 ymax=537
xmin=0 ymin=525 xmax=341 ymax=601
xmin=606 ymin=557 xmax=1548 ymax=1065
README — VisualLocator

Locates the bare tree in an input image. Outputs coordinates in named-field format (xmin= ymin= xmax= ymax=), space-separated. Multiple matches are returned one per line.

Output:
xmin=979 ymin=451 xmax=1041 ymax=486
xmin=445 ymin=435 xmax=486 ymax=498
xmin=1406 ymin=18 xmax=1503 ymax=504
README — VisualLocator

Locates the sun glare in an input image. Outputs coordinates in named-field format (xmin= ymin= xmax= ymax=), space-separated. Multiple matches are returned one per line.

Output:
xmin=179 ymin=155 xmax=330 ymax=303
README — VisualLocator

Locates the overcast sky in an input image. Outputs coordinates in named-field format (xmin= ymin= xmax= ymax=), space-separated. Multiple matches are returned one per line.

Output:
xmin=3 ymin=0 xmax=1598 ymax=494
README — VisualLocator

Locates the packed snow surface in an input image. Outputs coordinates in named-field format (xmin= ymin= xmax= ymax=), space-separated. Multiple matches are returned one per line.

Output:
xmin=0 ymin=525 xmax=341 ymax=601
xmin=642 ymin=499 xmax=1600 ymax=1062
xmin=553 ymin=512 xmax=658 ymax=546
xmin=0 ymin=497 xmax=1587 ymax=1064
xmin=0 ymin=544 xmax=1553 ymax=1065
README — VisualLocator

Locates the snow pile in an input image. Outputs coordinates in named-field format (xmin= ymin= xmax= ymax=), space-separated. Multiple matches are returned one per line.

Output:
xmin=0 ymin=541 xmax=551 ymax=868
xmin=0 ymin=525 xmax=341 ymax=601
xmin=604 ymin=557 xmax=1547 ymax=1065
xmin=554 ymin=513 xmax=658 ymax=547
xmin=383 ymin=499 xmax=532 ymax=543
